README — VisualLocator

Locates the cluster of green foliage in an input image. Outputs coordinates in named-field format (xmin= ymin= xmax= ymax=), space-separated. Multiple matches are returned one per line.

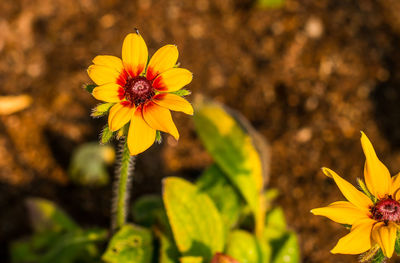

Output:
xmin=10 ymin=99 xmax=299 ymax=263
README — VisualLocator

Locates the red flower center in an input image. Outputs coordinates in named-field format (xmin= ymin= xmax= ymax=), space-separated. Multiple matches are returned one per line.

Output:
xmin=123 ymin=76 xmax=155 ymax=106
xmin=371 ymin=196 xmax=400 ymax=222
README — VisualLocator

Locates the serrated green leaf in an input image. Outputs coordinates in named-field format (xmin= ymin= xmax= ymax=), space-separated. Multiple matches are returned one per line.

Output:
xmin=225 ymin=230 xmax=261 ymax=263
xmin=91 ymin=102 xmax=114 ymax=118
xmin=193 ymin=100 xmax=265 ymax=236
xmin=25 ymin=198 xmax=79 ymax=233
xmin=102 ymin=224 xmax=153 ymax=263
xmin=69 ymin=143 xmax=114 ymax=186
xmin=163 ymin=177 xmax=224 ymax=261
xmin=84 ymin=84 xmax=97 ymax=93
xmin=196 ymin=164 xmax=243 ymax=235
xmin=270 ymin=232 xmax=300 ymax=263
xmin=172 ymin=89 xmax=191 ymax=96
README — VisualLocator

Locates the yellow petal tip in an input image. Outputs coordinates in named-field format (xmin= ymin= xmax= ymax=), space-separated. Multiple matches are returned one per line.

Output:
xmin=321 ymin=167 xmax=333 ymax=178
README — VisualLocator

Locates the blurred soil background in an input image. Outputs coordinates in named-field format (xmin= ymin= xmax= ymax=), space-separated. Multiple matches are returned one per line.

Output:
xmin=1 ymin=0 xmax=400 ymax=262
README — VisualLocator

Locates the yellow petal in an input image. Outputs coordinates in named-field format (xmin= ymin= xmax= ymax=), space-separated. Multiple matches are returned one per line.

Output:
xmin=127 ymin=107 xmax=156 ymax=155
xmin=361 ymin=132 xmax=392 ymax=199
xmin=311 ymin=201 xmax=369 ymax=225
xmin=122 ymin=31 xmax=148 ymax=77
xmin=391 ymin=173 xmax=400 ymax=197
xmin=331 ymin=218 xmax=375 ymax=254
xmin=108 ymin=103 xmax=134 ymax=131
xmin=322 ymin=167 xmax=372 ymax=210
xmin=152 ymin=68 xmax=192 ymax=92
xmin=87 ymin=65 xmax=120 ymax=85
xmin=92 ymin=83 xmax=124 ymax=102
xmin=371 ymin=222 xmax=397 ymax=258
xmin=153 ymin=93 xmax=193 ymax=115
xmin=92 ymin=55 xmax=124 ymax=73
xmin=142 ymin=102 xmax=179 ymax=140
xmin=146 ymin=45 xmax=179 ymax=80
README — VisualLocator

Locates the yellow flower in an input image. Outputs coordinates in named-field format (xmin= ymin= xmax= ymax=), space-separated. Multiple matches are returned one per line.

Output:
xmin=87 ymin=30 xmax=193 ymax=155
xmin=311 ymin=132 xmax=400 ymax=258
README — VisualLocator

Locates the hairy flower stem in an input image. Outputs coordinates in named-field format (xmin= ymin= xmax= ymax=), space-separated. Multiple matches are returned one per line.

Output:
xmin=111 ymin=139 xmax=135 ymax=233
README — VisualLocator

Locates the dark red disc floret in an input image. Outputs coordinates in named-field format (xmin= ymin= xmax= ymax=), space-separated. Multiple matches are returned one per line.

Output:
xmin=370 ymin=196 xmax=400 ymax=223
xmin=123 ymin=76 xmax=155 ymax=106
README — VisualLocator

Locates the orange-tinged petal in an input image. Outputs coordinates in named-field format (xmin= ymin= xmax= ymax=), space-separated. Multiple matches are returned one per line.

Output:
xmin=92 ymin=83 xmax=124 ymax=102
xmin=142 ymin=102 xmax=179 ymax=140
xmin=153 ymin=93 xmax=193 ymax=115
xmin=361 ymin=132 xmax=392 ymax=199
xmin=92 ymin=55 xmax=124 ymax=73
xmin=108 ymin=103 xmax=134 ymax=131
xmin=127 ymin=107 xmax=156 ymax=155
xmin=311 ymin=201 xmax=370 ymax=225
xmin=371 ymin=222 xmax=397 ymax=258
xmin=87 ymin=65 xmax=120 ymax=85
xmin=146 ymin=45 xmax=179 ymax=80
xmin=331 ymin=218 xmax=375 ymax=254
xmin=391 ymin=172 xmax=400 ymax=197
xmin=122 ymin=31 xmax=148 ymax=77
xmin=322 ymin=167 xmax=373 ymax=210
xmin=152 ymin=68 xmax=192 ymax=92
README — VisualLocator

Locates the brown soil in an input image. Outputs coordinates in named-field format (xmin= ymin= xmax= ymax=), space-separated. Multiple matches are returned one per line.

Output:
xmin=2 ymin=0 xmax=400 ymax=262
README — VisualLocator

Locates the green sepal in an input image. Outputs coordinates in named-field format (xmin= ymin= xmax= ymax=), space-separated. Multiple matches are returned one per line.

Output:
xmin=370 ymin=249 xmax=385 ymax=263
xmin=171 ymin=89 xmax=191 ymax=97
xmin=101 ymin=126 xmax=115 ymax=144
xmin=155 ymin=131 xmax=162 ymax=144
xmin=84 ymin=84 xmax=97 ymax=93
xmin=92 ymin=102 xmax=115 ymax=118
xmin=395 ymin=230 xmax=400 ymax=255
xmin=357 ymin=178 xmax=376 ymax=203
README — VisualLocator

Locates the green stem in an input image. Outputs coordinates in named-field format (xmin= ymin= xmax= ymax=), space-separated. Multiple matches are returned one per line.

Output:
xmin=111 ymin=139 xmax=135 ymax=232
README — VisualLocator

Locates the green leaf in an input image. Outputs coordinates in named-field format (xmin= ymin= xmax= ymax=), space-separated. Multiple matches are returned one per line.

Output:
xmin=193 ymin=100 xmax=266 ymax=236
xmin=40 ymin=228 xmax=107 ymax=263
xmin=101 ymin=126 xmax=115 ymax=144
xmin=132 ymin=195 xmax=164 ymax=227
xmin=256 ymin=0 xmax=284 ymax=8
xmin=270 ymin=232 xmax=300 ymax=263
xmin=25 ymin=198 xmax=79 ymax=233
xmin=196 ymin=164 xmax=243 ymax=234
xmin=157 ymin=231 xmax=180 ymax=263
xmin=225 ymin=230 xmax=261 ymax=263
xmin=163 ymin=177 xmax=224 ymax=261
xmin=264 ymin=207 xmax=287 ymax=240
xmin=102 ymin=224 xmax=153 ymax=263
xmin=68 ymin=143 xmax=114 ymax=186
xmin=11 ymin=228 xmax=107 ymax=263
xmin=172 ymin=89 xmax=191 ymax=96
xmin=84 ymin=84 xmax=97 ymax=93
xmin=91 ymin=102 xmax=115 ymax=118
xmin=179 ymin=256 xmax=203 ymax=263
